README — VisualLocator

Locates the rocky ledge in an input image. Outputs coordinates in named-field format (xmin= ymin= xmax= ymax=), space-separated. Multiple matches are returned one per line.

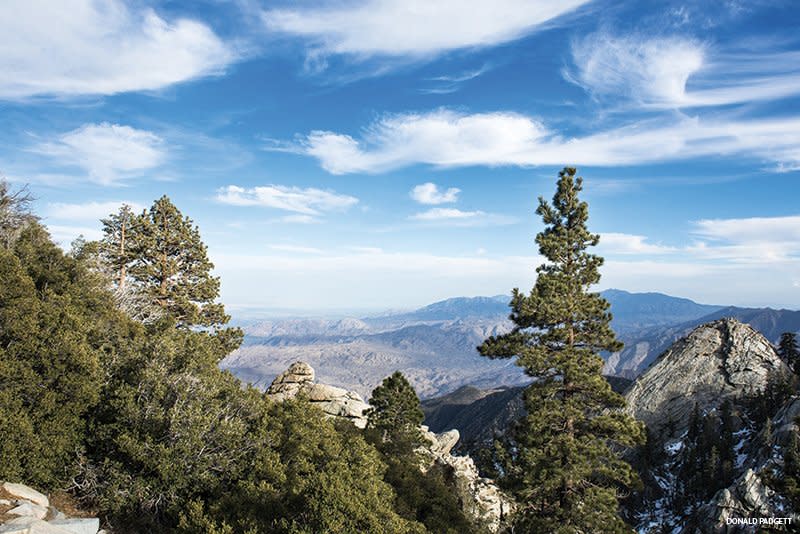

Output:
xmin=0 ymin=482 xmax=101 ymax=534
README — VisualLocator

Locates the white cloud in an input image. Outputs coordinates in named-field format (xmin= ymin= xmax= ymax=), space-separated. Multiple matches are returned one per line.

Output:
xmin=34 ymin=123 xmax=165 ymax=185
xmin=0 ymin=0 xmax=235 ymax=99
xmin=568 ymin=32 xmax=800 ymax=109
xmin=303 ymin=110 xmax=549 ymax=174
xmin=409 ymin=207 xmax=517 ymax=227
xmin=421 ymin=65 xmax=491 ymax=94
xmin=410 ymin=207 xmax=484 ymax=220
xmin=692 ymin=214 xmax=800 ymax=243
xmin=216 ymin=185 xmax=358 ymax=214
xmin=598 ymin=233 xmax=677 ymax=255
xmin=46 ymin=200 xmax=144 ymax=222
xmin=45 ymin=224 xmax=103 ymax=245
xmin=599 ymin=215 xmax=800 ymax=266
xmin=687 ymin=215 xmax=800 ymax=263
xmin=410 ymin=182 xmax=460 ymax=204
xmin=568 ymin=33 xmax=705 ymax=106
xmin=295 ymin=109 xmax=800 ymax=173
xmin=263 ymin=0 xmax=590 ymax=57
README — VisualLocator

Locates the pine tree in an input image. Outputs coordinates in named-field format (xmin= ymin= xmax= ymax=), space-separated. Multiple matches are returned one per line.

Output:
xmin=778 ymin=332 xmax=799 ymax=374
xmin=125 ymin=196 xmax=227 ymax=328
xmin=478 ymin=167 xmax=645 ymax=533
xmin=366 ymin=371 xmax=425 ymax=452
xmin=100 ymin=204 xmax=138 ymax=290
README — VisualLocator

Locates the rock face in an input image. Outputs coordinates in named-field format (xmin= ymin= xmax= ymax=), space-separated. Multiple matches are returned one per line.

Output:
xmin=419 ymin=427 xmax=515 ymax=532
xmin=266 ymin=362 xmax=514 ymax=532
xmin=0 ymin=482 xmax=102 ymax=534
xmin=690 ymin=395 xmax=800 ymax=533
xmin=266 ymin=361 xmax=371 ymax=428
xmin=625 ymin=318 xmax=790 ymax=439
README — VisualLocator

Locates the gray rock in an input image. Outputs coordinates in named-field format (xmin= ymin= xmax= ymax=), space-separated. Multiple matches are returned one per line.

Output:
xmin=47 ymin=518 xmax=100 ymax=534
xmin=625 ymin=319 xmax=790 ymax=440
xmin=1 ymin=483 xmax=49 ymax=508
xmin=0 ymin=517 xmax=74 ymax=534
xmin=690 ymin=469 xmax=775 ymax=534
xmin=266 ymin=362 xmax=369 ymax=428
xmin=7 ymin=502 xmax=47 ymax=520
xmin=422 ymin=428 xmax=460 ymax=456
xmin=435 ymin=454 xmax=514 ymax=533
xmin=265 ymin=361 xmax=316 ymax=401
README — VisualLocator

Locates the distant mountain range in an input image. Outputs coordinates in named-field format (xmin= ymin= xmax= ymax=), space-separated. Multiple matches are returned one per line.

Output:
xmin=221 ymin=290 xmax=799 ymax=398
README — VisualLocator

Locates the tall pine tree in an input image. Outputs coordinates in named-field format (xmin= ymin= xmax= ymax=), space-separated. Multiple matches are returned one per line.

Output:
xmin=479 ymin=167 xmax=644 ymax=533
xmin=100 ymin=196 xmax=241 ymax=351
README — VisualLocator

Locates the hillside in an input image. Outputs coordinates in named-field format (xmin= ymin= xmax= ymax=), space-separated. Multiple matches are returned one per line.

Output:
xmin=422 ymin=376 xmax=633 ymax=454
xmin=622 ymin=318 xmax=795 ymax=532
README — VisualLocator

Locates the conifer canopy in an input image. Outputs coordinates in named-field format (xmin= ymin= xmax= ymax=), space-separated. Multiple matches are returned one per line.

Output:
xmin=478 ymin=167 xmax=645 ymax=533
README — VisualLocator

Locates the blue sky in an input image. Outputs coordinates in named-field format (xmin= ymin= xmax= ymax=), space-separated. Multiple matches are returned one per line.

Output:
xmin=2 ymin=0 xmax=799 ymax=314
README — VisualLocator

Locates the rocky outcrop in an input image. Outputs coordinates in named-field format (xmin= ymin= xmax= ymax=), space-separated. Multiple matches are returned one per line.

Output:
xmin=689 ymin=395 xmax=800 ymax=533
xmin=418 ymin=429 xmax=515 ymax=532
xmin=266 ymin=361 xmax=371 ymax=428
xmin=266 ymin=362 xmax=515 ymax=532
xmin=0 ymin=482 xmax=102 ymax=534
xmin=692 ymin=469 xmax=776 ymax=534
xmin=625 ymin=318 xmax=790 ymax=440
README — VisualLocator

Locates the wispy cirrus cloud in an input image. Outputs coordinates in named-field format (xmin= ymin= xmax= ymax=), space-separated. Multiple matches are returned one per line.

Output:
xmin=420 ymin=64 xmax=491 ymax=94
xmin=216 ymin=185 xmax=358 ymax=215
xmin=409 ymin=207 xmax=517 ymax=227
xmin=0 ymin=0 xmax=236 ymax=99
xmin=32 ymin=123 xmax=166 ymax=185
xmin=263 ymin=0 xmax=590 ymax=58
xmin=567 ymin=32 xmax=800 ymax=109
xmin=292 ymin=109 xmax=800 ymax=174
xmin=410 ymin=182 xmax=460 ymax=204
xmin=567 ymin=33 xmax=705 ymax=107
xmin=598 ymin=215 xmax=800 ymax=266
xmin=692 ymin=214 xmax=800 ymax=244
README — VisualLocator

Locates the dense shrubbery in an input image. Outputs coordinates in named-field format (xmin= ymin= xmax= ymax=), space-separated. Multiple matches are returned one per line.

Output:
xmin=0 ymin=224 xmax=108 ymax=487
xmin=0 ymin=185 xmax=469 ymax=533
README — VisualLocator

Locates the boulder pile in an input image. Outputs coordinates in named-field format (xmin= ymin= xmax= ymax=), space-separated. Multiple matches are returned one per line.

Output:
xmin=0 ymin=482 xmax=101 ymax=534
xmin=266 ymin=361 xmax=371 ymax=428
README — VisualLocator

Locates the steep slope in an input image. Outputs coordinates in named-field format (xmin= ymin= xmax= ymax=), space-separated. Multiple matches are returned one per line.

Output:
xmin=605 ymin=306 xmax=800 ymax=379
xmin=623 ymin=319 xmax=797 ymax=532
xmin=625 ymin=318 xmax=790 ymax=439
xmin=422 ymin=376 xmax=632 ymax=455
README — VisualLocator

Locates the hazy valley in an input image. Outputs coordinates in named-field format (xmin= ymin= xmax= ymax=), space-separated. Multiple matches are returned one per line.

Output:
xmin=222 ymin=289 xmax=800 ymax=399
